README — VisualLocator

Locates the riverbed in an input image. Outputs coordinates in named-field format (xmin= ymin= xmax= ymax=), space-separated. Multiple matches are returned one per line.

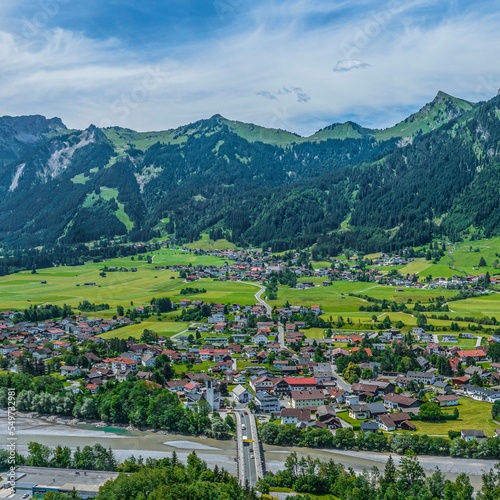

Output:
xmin=0 ymin=411 xmax=494 ymax=489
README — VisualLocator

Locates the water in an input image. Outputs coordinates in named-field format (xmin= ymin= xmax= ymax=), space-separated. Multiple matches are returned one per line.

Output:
xmin=0 ymin=411 xmax=492 ymax=488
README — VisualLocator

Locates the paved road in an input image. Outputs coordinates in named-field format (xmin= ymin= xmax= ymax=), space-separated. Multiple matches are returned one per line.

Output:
xmin=277 ymin=322 xmax=285 ymax=348
xmin=235 ymin=410 xmax=264 ymax=488
xmin=254 ymin=285 xmax=272 ymax=317
xmin=331 ymin=364 xmax=352 ymax=392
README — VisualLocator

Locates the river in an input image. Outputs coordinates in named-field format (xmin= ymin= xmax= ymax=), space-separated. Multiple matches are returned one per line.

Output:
xmin=0 ymin=411 xmax=495 ymax=489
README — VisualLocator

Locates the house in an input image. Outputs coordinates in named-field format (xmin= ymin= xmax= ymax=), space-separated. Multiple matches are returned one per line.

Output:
xmin=366 ymin=402 xmax=388 ymax=417
xmin=291 ymin=390 xmax=325 ymax=409
xmin=349 ymin=404 xmax=371 ymax=420
xmin=344 ymin=395 xmax=360 ymax=407
xmin=281 ymin=408 xmax=311 ymax=425
xmin=433 ymin=380 xmax=453 ymax=394
xmin=116 ymin=369 xmax=133 ymax=382
xmin=254 ymin=391 xmax=281 ymax=413
xmin=463 ymin=385 xmax=500 ymax=403
xmin=351 ymin=382 xmax=379 ymax=400
xmin=253 ymin=333 xmax=269 ymax=344
xmin=316 ymin=405 xmax=342 ymax=429
xmin=166 ymin=380 xmax=189 ymax=392
xmin=383 ymin=393 xmax=421 ymax=411
xmin=85 ymin=383 xmax=99 ymax=394
xmin=461 ymin=429 xmax=487 ymax=441
xmin=250 ymin=376 xmax=273 ymax=392
xmin=360 ymin=421 xmax=380 ymax=432
xmin=406 ymin=371 xmax=436 ymax=385
xmin=284 ymin=376 xmax=317 ymax=389
xmin=60 ymin=366 xmax=81 ymax=377
xmin=141 ymin=353 xmax=156 ymax=367
xmin=457 ymin=349 xmax=487 ymax=362
xmin=378 ymin=412 xmax=412 ymax=432
xmin=232 ymin=384 xmax=253 ymax=404
xmin=312 ymin=363 xmax=334 ymax=383
xmin=434 ymin=395 xmax=459 ymax=407
xmin=328 ymin=387 xmax=345 ymax=404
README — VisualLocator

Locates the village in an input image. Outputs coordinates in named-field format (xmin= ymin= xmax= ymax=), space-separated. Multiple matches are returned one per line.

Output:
xmin=1 ymin=288 xmax=500 ymax=444
xmin=160 ymin=245 xmax=497 ymax=289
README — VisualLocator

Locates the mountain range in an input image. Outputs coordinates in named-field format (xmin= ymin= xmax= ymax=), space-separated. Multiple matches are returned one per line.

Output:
xmin=0 ymin=91 xmax=499 ymax=256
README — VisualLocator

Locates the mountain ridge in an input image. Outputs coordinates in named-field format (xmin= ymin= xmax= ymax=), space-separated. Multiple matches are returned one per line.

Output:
xmin=0 ymin=91 xmax=498 ymax=255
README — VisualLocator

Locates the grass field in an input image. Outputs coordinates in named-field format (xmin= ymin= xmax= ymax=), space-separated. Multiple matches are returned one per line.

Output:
xmin=410 ymin=398 xmax=497 ymax=436
xmin=0 ymin=248 xmax=258 ymax=313
xmin=99 ymin=319 xmax=190 ymax=339
xmin=1 ymin=240 xmax=499 ymax=337
xmin=336 ymin=410 xmax=362 ymax=430
xmin=184 ymin=233 xmax=237 ymax=251
xmin=267 ymin=281 xmax=483 ymax=331
xmin=0 ymin=248 xmax=260 ymax=340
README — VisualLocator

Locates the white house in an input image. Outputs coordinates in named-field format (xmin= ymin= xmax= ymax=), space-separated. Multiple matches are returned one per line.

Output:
xmin=232 ymin=384 xmax=253 ymax=404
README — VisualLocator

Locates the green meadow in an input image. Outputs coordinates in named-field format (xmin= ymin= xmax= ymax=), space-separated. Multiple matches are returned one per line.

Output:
xmin=267 ymin=279 xmax=499 ymax=331
xmin=408 ymin=398 xmax=497 ymax=437
xmin=1 ymin=241 xmax=499 ymax=338
xmin=0 ymin=248 xmax=257 ymax=341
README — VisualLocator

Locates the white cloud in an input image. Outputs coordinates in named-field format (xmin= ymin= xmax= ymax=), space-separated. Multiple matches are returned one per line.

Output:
xmin=333 ymin=60 xmax=370 ymax=72
xmin=0 ymin=1 xmax=500 ymax=135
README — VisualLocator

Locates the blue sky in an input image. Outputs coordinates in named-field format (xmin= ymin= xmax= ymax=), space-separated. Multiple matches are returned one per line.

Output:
xmin=1 ymin=0 xmax=499 ymax=135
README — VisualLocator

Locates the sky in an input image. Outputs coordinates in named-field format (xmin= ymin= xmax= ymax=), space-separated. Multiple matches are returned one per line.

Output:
xmin=1 ymin=0 xmax=499 ymax=136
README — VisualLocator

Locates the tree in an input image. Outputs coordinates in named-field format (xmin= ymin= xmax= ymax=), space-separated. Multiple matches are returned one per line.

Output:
xmin=488 ymin=343 xmax=500 ymax=363
xmin=343 ymin=362 xmax=361 ymax=384
xmin=416 ymin=313 xmax=428 ymax=328
xmin=116 ymin=305 xmax=124 ymax=316
xmin=427 ymin=468 xmax=446 ymax=499
xmin=444 ymin=472 xmax=474 ymax=500
xmin=479 ymin=256 xmax=487 ymax=267
xmin=380 ymin=455 xmax=397 ymax=492
xmin=478 ymin=462 xmax=500 ymax=499
xmin=419 ymin=402 xmax=443 ymax=421
xmin=361 ymin=368 xmax=374 ymax=380
xmin=492 ymin=400 xmax=500 ymax=420
xmin=397 ymin=452 xmax=425 ymax=493
xmin=208 ymin=417 xmax=231 ymax=440
xmin=27 ymin=441 xmax=51 ymax=467
xmin=471 ymin=371 xmax=484 ymax=387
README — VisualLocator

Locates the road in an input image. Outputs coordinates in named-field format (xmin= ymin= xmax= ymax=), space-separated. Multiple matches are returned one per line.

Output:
xmin=242 ymin=281 xmax=283 ymax=346
xmin=254 ymin=285 xmax=272 ymax=317
xmin=331 ymin=364 xmax=352 ymax=392
xmin=277 ymin=322 xmax=285 ymax=348
xmin=235 ymin=410 xmax=264 ymax=488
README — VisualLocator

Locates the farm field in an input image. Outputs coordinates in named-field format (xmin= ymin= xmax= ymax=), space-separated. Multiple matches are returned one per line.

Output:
xmin=99 ymin=319 xmax=190 ymax=339
xmin=0 ymin=248 xmax=257 ymax=314
xmin=447 ymin=294 xmax=500 ymax=318
xmin=0 ymin=241 xmax=499 ymax=337
xmin=408 ymin=397 xmax=497 ymax=437
xmin=366 ymin=237 xmax=500 ymax=280
xmin=184 ymin=233 xmax=237 ymax=251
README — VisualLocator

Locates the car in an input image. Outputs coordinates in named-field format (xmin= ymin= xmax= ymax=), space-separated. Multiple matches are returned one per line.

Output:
xmin=250 ymin=455 xmax=254 ymax=459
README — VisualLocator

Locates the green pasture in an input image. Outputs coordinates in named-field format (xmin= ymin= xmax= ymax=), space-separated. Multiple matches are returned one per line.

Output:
xmin=0 ymin=249 xmax=256 ymax=314
xmin=172 ymin=360 xmax=216 ymax=375
xmin=270 ymin=282 xmax=458 ymax=317
xmin=409 ymin=397 xmax=497 ymax=437
xmin=99 ymin=319 xmax=190 ymax=340
xmin=446 ymin=237 xmax=500 ymax=276
xmin=447 ymin=294 xmax=500 ymax=318
xmin=184 ymin=233 xmax=237 ymax=251
xmin=398 ymin=258 xmax=434 ymax=276
xmin=268 ymin=489 xmax=339 ymax=500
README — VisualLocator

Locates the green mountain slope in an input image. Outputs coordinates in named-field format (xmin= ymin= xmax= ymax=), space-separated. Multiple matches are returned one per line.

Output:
xmin=0 ymin=91 xmax=497 ymax=255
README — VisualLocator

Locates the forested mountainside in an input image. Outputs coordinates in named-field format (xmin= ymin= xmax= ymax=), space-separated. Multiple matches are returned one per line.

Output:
xmin=0 ymin=91 xmax=499 ymax=255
